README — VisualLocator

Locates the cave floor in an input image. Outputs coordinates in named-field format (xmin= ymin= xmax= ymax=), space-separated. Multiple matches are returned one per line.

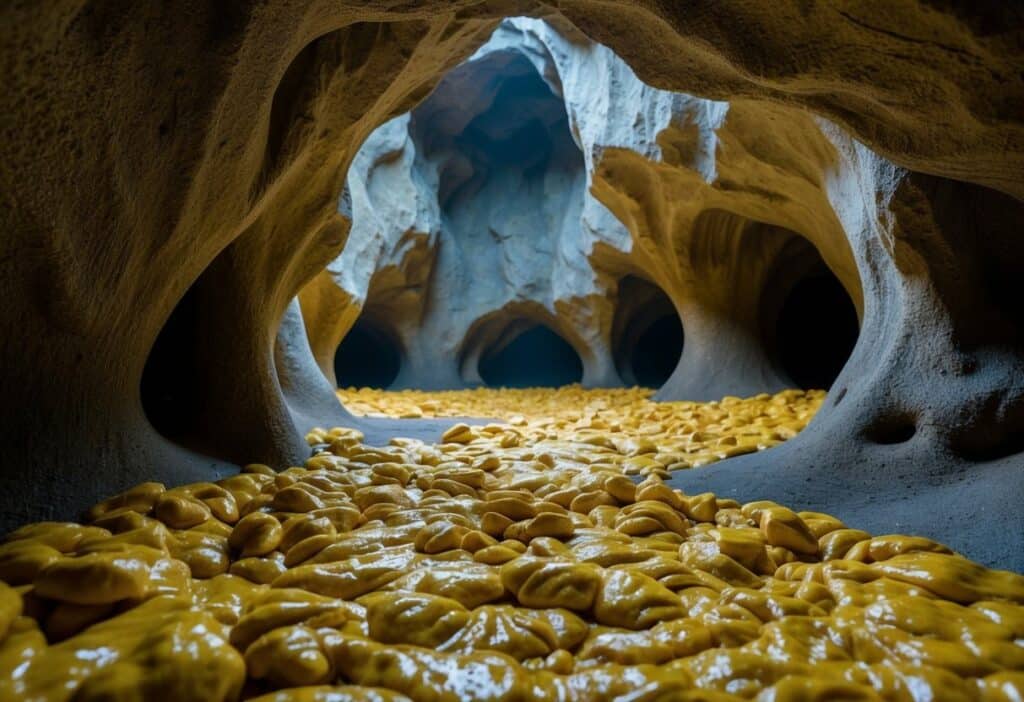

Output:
xmin=1 ymin=387 xmax=1023 ymax=700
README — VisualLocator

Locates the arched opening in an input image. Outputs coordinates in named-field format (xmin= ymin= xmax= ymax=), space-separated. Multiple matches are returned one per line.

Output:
xmin=762 ymin=238 xmax=860 ymax=391
xmin=612 ymin=276 xmax=684 ymax=388
xmin=334 ymin=317 xmax=402 ymax=389
xmin=632 ymin=315 xmax=685 ymax=388
xmin=775 ymin=270 xmax=859 ymax=390
xmin=141 ymin=283 xmax=202 ymax=446
xmin=478 ymin=324 xmax=583 ymax=388
xmin=410 ymin=50 xmax=584 ymax=220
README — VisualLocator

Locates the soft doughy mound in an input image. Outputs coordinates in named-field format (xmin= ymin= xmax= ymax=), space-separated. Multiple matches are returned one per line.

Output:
xmin=0 ymin=388 xmax=1022 ymax=701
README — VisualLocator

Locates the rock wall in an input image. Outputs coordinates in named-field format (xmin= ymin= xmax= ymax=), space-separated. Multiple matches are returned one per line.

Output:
xmin=1 ymin=1 xmax=1022 ymax=566
xmin=310 ymin=18 xmax=864 ymax=398
xmin=304 ymin=29 xmax=627 ymax=391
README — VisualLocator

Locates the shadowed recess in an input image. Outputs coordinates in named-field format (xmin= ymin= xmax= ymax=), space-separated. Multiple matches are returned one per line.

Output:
xmin=334 ymin=318 xmax=402 ymax=389
xmin=775 ymin=270 xmax=859 ymax=390
xmin=613 ymin=276 xmax=684 ymax=388
xmin=479 ymin=324 xmax=583 ymax=388
xmin=141 ymin=283 xmax=203 ymax=447
xmin=632 ymin=315 xmax=685 ymax=388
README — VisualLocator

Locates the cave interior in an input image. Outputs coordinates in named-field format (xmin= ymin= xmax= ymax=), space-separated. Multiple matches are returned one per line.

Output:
xmin=1 ymin=5 xmax=1024 ymax=700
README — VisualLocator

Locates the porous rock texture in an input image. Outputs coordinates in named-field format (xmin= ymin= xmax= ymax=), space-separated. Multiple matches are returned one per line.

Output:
xmin=1 ymin=2 xmax=1022 ymax=567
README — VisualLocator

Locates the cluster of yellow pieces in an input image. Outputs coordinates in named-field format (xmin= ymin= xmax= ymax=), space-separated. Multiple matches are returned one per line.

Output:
xmin=0 ymin=388 xmax=1021 ymax=702
xmin=338 ymin=386 xmax=826 ymax=471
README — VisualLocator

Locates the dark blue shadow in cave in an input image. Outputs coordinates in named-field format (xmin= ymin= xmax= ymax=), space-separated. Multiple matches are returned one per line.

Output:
xmin=632 ymin=314 xmax=685 ymax=388
xmin=334 ymin=319 xmax=401 ymax=389
xmin=410 ymin=51 xmax=583 ymax=216
xmin=479 ymin=325 xmax=583 ymax=388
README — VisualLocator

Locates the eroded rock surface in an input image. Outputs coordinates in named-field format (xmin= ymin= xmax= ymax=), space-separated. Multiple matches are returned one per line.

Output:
xmin=309 ymin=18 xmax=864 ymax=399
xmin=0 ymin=2 xmax=1022 ymax=570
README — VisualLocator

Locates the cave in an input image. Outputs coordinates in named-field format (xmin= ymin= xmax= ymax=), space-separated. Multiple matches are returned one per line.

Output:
xmin=757 ymin=234 xmax=861 ymax=392
xmin=478 ymin=323 xmax=584 ymax=388
xmin=310 ymin=35 xmax=598 ymax=390
xmin=140 ymin=282 xmax=202 ymax=451
xmin=2 ymin=5 xmax=1024 ymax=699
xmin=333 ymin=317 xmax=402 ymax=389
xmin=612 ymin=275 xmax=684 ymax=388
xmin=631 ymin=315 xmax=685 ymax=388
xmin=773 ymin=268 xmax=859 ymax=391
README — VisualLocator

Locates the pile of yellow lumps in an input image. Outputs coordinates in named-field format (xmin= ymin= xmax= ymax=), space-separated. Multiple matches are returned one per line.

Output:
xmin=0 ymin=387 xmax=1022 ymax=701
xmin=338 ymin=386 xmax=826 ymax=471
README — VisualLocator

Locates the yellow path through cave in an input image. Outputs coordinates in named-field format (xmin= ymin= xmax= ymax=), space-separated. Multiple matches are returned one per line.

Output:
xmin=337 ymin=386 xmax=822 ymax=471
xmin=0 ymin=387 xmax=1022 ymax=701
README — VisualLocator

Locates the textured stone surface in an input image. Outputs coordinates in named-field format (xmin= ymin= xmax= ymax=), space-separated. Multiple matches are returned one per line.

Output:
xmin=311 ymin=18 xmax=864 ymax=399
xmin=1 ymin=2 xmax=1022 ymax=568
xmin=304 ymin=29 xmax=625 ymax=391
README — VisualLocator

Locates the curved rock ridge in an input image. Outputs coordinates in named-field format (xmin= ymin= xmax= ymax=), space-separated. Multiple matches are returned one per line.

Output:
xmin=0 ymin=2 xmax=1021 ymax=569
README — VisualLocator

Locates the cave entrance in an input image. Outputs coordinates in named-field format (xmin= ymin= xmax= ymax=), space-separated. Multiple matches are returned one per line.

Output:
xmin=479 ymin=324 xmax=583 ymax=388
xmin=764 ymin=239 xmax=860 ymax=391
xmin=141 ymin=282 xmax=202 ymax=447
xmin=612 ymin=276 xmax=684 ymax=388
xmin=334 ymin=317 xmax=402 ymax=389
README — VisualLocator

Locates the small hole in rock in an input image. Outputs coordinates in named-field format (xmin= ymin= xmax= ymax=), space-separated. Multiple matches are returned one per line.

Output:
xmin=864 ymin=415 xmax=918 ymax=445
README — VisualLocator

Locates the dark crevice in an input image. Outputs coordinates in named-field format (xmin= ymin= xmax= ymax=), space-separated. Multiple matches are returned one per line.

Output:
xmin=864 ymin=413 xmax=918 ymax=445
xmin=479 ymin=324 xmax=583 ymax=388
xmin=141 ymin=282 xmax=204 ymax=449
xmin=612 ymin=276 xmax=683 ymax=388
xmin=775 ymin=271 xmax=859 ymax=390
xmin=760 ymin=236 xmax=859 ymax=391
xmin=948 ymin=392 xmax=1024 ymax=461
xmin=835 ymin=8 xmax=981 ymax=59
xmin=632 ymin=315 xmax=685 ymax=388
xmin=334 ymin=317 xmax=402 ymax=389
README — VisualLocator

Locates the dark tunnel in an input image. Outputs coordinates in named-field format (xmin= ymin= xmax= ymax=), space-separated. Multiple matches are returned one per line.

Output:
xmin=334 ymin=317 xmax=402 ymax=389
xmin=770 ymin=260 xmax=859 ymax=391
xmin=478 ymin=324 xmax=584 ymax=388
xmin=613 ymin=276 xmax=684 ymax=388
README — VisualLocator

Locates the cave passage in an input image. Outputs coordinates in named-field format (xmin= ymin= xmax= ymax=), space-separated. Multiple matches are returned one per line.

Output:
xmin=478 ymin=324 xmax=584 ymax=388
xmin=6 ymin=8 xmax=1024 ymax=700
xmin=613 ymin=276 xmax=684 ymax=388
xmin=632 ymin=314 xmax=685 ymax=388
xmin=334 ymin=318 xmax=402 ymax=389
xmin=141 ymin=283 xmax=202 ymax=446
xmin=412 ymin=51 xmax=583 ymax=216
xmin=774 ymin=270 xmax=859 ymax=390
